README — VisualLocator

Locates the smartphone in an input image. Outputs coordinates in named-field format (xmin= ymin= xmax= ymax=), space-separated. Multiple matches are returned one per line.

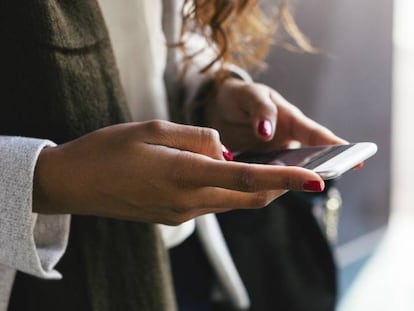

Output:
xmin=234 ymin=142 xmax=378 ymax=180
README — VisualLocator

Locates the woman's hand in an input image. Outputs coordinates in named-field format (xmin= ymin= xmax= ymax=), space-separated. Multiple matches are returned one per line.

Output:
xmin=33 ymin=120 xmax=324 ymax=225
xmin=205 ymin=78 xmax=347 ymax=152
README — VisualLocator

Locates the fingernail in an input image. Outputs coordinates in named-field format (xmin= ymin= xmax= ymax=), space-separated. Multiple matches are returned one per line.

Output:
xmin=303 ymin=180 xmax=324 ymax=192
xmin=222 ymin=145 xmax=233 ymax=161
xmin=258 ymin=120 xmax=272 ymax=138
xmin=353 ymin=162 xmax=364 ymax=170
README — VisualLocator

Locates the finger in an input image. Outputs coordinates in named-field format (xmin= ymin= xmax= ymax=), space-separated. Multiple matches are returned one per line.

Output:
xmin=241 ymin=84 xmax=277 ymax=142
xmin=153 ymin=187 xmax=285 ymax=224
xmin=179 ymin=156 xmax=325 ymax=193
xmin=270 ymin=92 xmax=348 ymax=146
xmin=194 ymin=188 xmax=287 ymax=213
xmin=138 ymin=120 xmax=225 ymax=160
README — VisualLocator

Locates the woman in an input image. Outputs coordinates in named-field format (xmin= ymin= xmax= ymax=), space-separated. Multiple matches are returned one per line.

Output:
xmin=0 ymin=0 xmax=344 ymax=310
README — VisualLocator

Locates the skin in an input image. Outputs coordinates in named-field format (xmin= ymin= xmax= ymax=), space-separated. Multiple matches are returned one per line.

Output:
xmin=33 ymin=79 xmax=348 ymax=226
xmin=207 ymin=78 xmax=347 ymax=151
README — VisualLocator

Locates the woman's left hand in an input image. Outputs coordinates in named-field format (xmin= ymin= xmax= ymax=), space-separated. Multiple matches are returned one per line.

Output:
xmin=204 ymin=78 xmax=347 ymax=152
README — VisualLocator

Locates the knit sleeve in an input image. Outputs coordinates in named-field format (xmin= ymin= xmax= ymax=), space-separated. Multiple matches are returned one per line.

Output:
xmin=0 ymin=136 xmax=70 ymax=279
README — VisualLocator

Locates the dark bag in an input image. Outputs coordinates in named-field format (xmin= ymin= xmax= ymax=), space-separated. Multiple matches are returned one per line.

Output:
xmin=3 ymin=1 xmax=176 ymax=310
xmin=215 ymin=187 xmax=338 ymax=311
xmin=171 ymin=185 xmax=338 ymax=311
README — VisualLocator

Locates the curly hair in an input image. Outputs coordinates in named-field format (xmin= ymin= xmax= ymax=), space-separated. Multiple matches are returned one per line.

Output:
xmin=181 ymin=0 xmax=315 ymax=78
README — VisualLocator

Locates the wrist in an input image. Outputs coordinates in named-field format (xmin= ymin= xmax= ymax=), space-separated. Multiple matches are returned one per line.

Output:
xmin=32 ymin=146 xmax=62 ymax=214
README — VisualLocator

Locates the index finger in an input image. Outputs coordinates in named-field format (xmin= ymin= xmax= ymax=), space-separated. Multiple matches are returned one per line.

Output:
xmin=186 ymin=156 xmax=325 ymax=193
xmin=271 ymin=92 xmax=347 ymax=146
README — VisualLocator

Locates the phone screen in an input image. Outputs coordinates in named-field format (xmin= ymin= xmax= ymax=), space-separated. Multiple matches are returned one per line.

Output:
xmin=234 ymin=144 xmax=354 ymax=169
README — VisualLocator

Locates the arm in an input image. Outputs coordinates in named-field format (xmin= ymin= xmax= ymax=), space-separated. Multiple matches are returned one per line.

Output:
xmin=0 ymin=136 xmax=70 ymax=279
xmin=206 ymin=78 xmax=348 ymax=152
xmin=162 ymin=1 xmax=345 ymax=152
xmin=32 ymin=120 xmax=324 ymax=224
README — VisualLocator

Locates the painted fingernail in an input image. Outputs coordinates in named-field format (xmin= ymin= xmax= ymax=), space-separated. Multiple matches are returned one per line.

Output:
xmin=258 ymin=120 xmax=272 ymax=138
xmin=353 ymin=162 xmax=364 ymax=170
xmin=222 ymin=145 xmax=233 ymax=161
xmin=303 ymin=180 xmax=324 ymax=192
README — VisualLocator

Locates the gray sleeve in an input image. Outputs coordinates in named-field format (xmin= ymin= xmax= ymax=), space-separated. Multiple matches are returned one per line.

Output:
xmin=0 ymin=136 xmax=70 ymax=279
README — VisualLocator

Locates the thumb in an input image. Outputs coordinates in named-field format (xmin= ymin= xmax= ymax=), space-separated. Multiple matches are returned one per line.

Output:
xmin=243 ymin=86 xmax=278 ymax=142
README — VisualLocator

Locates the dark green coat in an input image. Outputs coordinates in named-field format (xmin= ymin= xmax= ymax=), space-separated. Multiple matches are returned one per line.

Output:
xmin=0 ymin=1 xmax=176 ymax=310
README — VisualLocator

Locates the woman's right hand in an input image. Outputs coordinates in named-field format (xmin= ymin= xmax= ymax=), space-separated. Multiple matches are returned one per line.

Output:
xmin=33 ymin=120 xmax=324 ymax=225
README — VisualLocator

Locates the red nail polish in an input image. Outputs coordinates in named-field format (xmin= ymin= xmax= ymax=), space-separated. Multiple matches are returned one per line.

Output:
xmin=303 ymin=180 xmax=323 ymax=192
xmin=353 ymin=162 xmax=364 ymax=170
xmin=222 ymin=145 xmax=233 ymax=161
xmin=258 ymin=120 xmax=272 ymax=138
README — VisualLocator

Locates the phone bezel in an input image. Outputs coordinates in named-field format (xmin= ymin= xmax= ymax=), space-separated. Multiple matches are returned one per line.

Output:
xmin=311 ymin=142 xmax=377 ymax=179
xmin=234 ymin=142 xmax=378 ymax=180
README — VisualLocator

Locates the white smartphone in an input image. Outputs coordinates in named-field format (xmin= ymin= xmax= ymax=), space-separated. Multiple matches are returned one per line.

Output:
xmin=234 ymin=142 xmax=378 ymax=180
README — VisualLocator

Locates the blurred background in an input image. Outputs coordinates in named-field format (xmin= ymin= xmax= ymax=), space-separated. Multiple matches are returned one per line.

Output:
xmin=256 ymin=0 xmax=414 ymax=309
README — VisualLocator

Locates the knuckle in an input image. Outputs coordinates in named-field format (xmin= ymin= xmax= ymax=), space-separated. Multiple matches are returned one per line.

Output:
xmin=235 ymin=167 xmax=257 ymax=192
xmin=256 ymin=100 xmax=277 ymax=120
xmin=283 ymin=174 xmax=294 ymax=190
xmin=200 ymin=127 xmax=220 ymax=145
xmin=266 ymin=101 xmax=277 ymax=114
xmin=145 ymin=120 xmax=169 ymax=137
xmin=282 ymin=174 xmax=302 ymax=191
xmin=250 ymin=192 xmax=273 ymax=208
xmin=169 ymin=152 xmax=194 ymax=187
xmin=198 ymin=127 xmax=221 ymax=156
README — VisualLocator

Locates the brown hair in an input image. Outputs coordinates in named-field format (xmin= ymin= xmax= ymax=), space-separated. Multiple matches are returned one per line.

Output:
xmin=181 ymin=0 xmax=315 ymax=78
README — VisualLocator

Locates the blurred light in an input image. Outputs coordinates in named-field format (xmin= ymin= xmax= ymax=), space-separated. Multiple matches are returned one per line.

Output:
xmin=391 ymin=0 xmax=414 ymax=213
xmin=393 ymin=0 xmax=414 ymax=48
